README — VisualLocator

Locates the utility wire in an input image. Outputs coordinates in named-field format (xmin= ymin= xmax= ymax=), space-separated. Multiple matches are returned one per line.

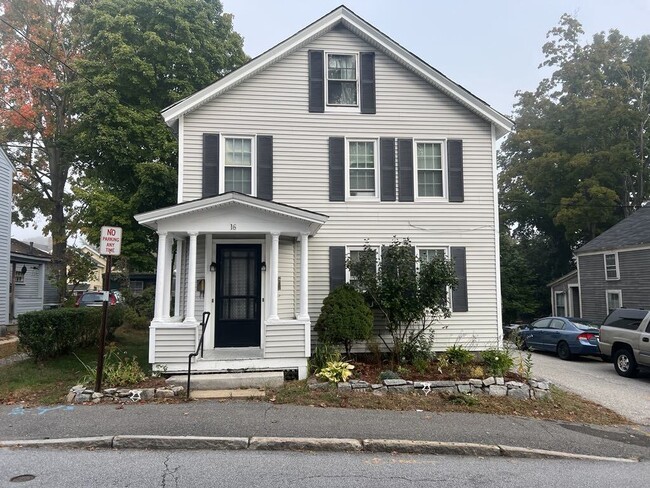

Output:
xmin=502 ymin=199 xmax=639 ymax=210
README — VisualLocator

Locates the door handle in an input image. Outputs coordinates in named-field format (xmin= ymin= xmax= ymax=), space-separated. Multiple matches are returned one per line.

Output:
xmin=643 ymin=337 xmax=649 ymax=342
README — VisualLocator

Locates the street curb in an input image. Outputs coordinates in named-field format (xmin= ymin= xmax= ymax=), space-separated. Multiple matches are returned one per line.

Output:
xmin=0 ymin=436 xmax=113 ymax=449
xmin=0 ymin=436 xmax=639 ymax=462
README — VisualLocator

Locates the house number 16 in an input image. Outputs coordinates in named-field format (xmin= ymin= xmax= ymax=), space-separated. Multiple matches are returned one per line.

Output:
xmin=230 ymin=224 xmax=237 ymax=230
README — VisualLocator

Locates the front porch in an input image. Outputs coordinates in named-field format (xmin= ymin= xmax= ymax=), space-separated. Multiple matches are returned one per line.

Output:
xmin=135 ymin=193 xmax=328 ymax=379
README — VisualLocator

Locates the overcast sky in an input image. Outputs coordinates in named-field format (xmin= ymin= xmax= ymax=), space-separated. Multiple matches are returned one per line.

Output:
xmin=13 ymin=0 xmax=648 ymax=242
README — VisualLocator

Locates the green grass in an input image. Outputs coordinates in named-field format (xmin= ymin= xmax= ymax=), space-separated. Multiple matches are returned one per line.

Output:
xmin=0 ymin=326 xmax=150 ymax=405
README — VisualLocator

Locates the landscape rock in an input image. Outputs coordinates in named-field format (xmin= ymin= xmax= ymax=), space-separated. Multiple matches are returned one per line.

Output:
xmin=103 ymin=388 xmax=117 ymax=395
xmin=533 ymin=388 xmax=550 ymax=399
xmin=140 ymin=388 xmax=156 ymax=400
xmin=495 ymin=377 xmax=505 ymax=385
xmin=506 ymin=381 xmax=525 ymax=389
xmin=117 ymin=389 xmax=132 ymax=398
xmin=372 ymin=387 xmax=387 ymax=396
xmin=76 ymin=393 xmax=92 ymax=403
xmin=308 ymin=382 xmax=331 ymax=391
xmin=388 ymin=384 xmax=414 ymax=393
xmin=171 ymin=386 xmax=184 ymax=395
xmin=383 ymin=379 xmax=407 ymax=387
xmin=482 ymin=377 xmax=496 ymax=386
xmin=536 ymin=381 xmax=550 ymax=390
xmin=489 ymin=385 xmax=507 ymax=397
xmin=469 ymin=379 xmax=483 ymax=387
xmin=457 ymin=384 xmax=471 ymax=394
xmin=91 ymin=392 xmax=104 ymax=399
xmin=337 ymin=382 xmax=352 ymax=391
xmin=155 ymin=389 xmax=174 ymax=399
xmin=65 ymin=392 xmax=76 ymax=404
xmin=350 ymin=380 xmax=370 ymax=389
xmin=508 ymin=386 xmax=531 ymax=399
xmin=430 ymin=381 xmax=456 ymax=388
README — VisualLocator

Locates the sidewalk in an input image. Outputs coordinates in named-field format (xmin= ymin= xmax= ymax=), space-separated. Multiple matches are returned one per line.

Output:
xmin=2 ymin=400 xmax=649 ymax=460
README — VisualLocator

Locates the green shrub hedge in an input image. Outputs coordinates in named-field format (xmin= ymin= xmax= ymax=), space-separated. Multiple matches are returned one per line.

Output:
xmin=18 ymin=306 xmax=124 ymax=361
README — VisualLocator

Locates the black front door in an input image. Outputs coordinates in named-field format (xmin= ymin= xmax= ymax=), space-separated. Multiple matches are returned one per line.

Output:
xmin=215 ymin=244 xmax=262 ymax=348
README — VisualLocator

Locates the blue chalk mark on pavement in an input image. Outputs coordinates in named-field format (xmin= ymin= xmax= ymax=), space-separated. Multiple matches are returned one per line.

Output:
xmin=9 ymin=405 xmax=74 ymax=416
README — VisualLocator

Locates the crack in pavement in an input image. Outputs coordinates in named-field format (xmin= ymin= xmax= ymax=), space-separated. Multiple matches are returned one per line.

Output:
xmin=161 ymin=453 xmax=180 ymax=488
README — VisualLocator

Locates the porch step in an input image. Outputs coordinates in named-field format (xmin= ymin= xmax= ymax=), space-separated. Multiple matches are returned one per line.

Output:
xmin=166 ymin=372 xmax=284 ymax=390
xmin=189 ymin=389 xmax=266 ymax=400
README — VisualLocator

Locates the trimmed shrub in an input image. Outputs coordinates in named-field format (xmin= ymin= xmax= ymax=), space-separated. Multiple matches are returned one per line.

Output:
xmin=315 ymin=285 xmax=373 ymax=355
xmin=18 ymin=307 xmax=119 ymax=361
xmin=481 ymin=347 xmax=514 ymax=377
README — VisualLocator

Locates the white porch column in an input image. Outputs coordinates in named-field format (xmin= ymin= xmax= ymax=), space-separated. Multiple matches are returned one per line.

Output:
xmin=298 ymin=232 xmax=310 ymax=320
xmin=153 ymin=231 xmax=168 ymax=322
xmin=173 ymin=238 xmax=183 ymax=318
xmin=162 ymin=235 xmax=173 ymax=319
xmin=184 ymin=232 xmax=198 ymax=324
xmin=268 ymin=232 xmax=280 ymax=321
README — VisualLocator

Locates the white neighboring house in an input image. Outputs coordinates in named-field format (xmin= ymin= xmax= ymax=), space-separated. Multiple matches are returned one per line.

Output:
xmin=10 ymin=239 xmax=55 ymax=319
xmin=0 ymin=148 xmax=12 ymax=326
xmin=135 ymin=6 xmax=513 ymax=378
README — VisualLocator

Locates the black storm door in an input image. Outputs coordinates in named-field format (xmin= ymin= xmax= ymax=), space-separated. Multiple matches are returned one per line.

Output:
xmin=215 ymin=244 xmax=262 ymax=347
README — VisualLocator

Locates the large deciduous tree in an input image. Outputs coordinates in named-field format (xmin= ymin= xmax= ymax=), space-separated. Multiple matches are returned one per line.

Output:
xmin=0 ymin=0 xmax=81 ymax=300
xmin=499 ymin=14 xmax=650 ymax=316
xmin=72 ymin=0 xmax=248 ymax=271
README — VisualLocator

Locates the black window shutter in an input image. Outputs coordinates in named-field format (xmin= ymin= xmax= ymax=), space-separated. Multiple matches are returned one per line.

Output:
xmin=380 ymin=138 xmax=396 ymax=201
xmin=308 ymin=50 xmax=324 ymax=113
xmin=329 ymin=246 xmax=346 ymax=291
xmin=202 ymin=133 xmax=220 ymax=198
xmin=451 ymin=247 xmax=468 ymax=312
xmin=329 ymin=137 xmax=345 ymax=202
xmin=360 ymin=52 xmax=376 ymax=114
xmin=257 ymin=135 xmax=273 ymax=200
xmin=398 ymin=138 xmax=414 ymax=202
xmin=447 ymin=140 xmax=464 ymax=202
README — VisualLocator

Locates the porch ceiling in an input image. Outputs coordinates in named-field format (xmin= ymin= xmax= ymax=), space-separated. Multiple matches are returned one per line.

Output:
xmin=135 ymin=192 xmax=328 ymax=236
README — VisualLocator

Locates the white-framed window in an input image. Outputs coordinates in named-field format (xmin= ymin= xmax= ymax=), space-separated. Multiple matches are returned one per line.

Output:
xmin=606 ymin=290 xmax=622 ymax=314
xmin=14 ymin=268 xmax=25 ymax=284
xmin=415 ymin=141 xmax=446 ymax=198
xmin=347 ymin=139 xmax=378 ymax=199
xmin=604 ymin=252 xmax=619 ymax=280
xmin=326 ymin=53 xmax=358 ymax=107
xmin=346 ymin=246 xmax=379 ymax=289
xmin=418 ymin=248 xmax=446 ymax=264
xmin=555 ymin=292 xmax=566 ymax=317
xmin=130 ymin=280 xmax=144 ymax=295
xmin=220 ymin=136 xmax=255 ymax=195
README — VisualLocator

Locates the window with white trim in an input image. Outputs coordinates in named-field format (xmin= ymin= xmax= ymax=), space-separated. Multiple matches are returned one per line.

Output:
xmin=555 ymin=292 xmax=566 ymax=317
xmin=606 ymin=290 xmax=622 ymax=314
xmin=419 ymin=248 xmax=446 ymax=264
xmin=348 ymin=140 xmax=377 ymax=198
xmin=604 ymin=253 xmax=619 ymax=280
xmin=14 ymin=269 xmax=25 ymax=284
xmin=327 ymin=53 xmax=358 ymax=106
xmin=415 ymin=142 xmax=445 ymax=198
xmin=130 ymin=280 xmax=144 ymax=295
xmin=346 ymin=246 xmax=378 ymax=290
xmin=222 ymin=136 xmax=254 ymax=195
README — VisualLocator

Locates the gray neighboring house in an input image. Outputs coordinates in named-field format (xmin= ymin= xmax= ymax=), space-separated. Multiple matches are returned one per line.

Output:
xmin=0 ymin=148 xmax=12 ymax=326
xmin=550 ymin=206 xmax=650 ymax=323
xmin=548 ymin=270 xmax=580 ymax=318
xmin=10 ymin=239 xmax=58 ymax=319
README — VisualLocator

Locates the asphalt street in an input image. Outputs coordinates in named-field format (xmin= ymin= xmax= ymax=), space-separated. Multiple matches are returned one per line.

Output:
xmin=1 ymin=401 xmax=649 ymax=460
xmin=1 ymin=449 xmax=649 ymax=488
xmin=528 ymin=350 xmax=650 ymax=425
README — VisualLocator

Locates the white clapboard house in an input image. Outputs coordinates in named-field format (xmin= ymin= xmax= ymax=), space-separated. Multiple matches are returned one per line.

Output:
xmin=135 ymin=6 xmax=513 ymax=379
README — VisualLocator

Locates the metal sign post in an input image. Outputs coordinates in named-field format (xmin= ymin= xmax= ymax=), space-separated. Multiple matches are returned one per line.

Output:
xmin=95 ymin=226 xmax=122 ymax=393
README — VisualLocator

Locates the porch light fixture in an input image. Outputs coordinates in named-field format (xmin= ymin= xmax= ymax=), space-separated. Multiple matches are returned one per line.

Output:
xmin=20 ymin=265 xmax=27 ymax=275
xmin=209 ymin=262 xmax=217 ymax=272
xmin=260 ymin=261 xmax=266 ymax=272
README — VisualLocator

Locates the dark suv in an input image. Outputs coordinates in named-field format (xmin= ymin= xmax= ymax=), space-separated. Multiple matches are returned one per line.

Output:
xmin=598 ymin=308 xmax=650 ymax=377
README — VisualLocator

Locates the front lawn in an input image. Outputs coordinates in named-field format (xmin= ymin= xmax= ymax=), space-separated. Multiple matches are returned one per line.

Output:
xmin=0 ymin=326 xmax=151 ymax=405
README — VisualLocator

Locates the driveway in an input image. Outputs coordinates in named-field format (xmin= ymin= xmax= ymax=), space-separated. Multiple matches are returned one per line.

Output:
xmin=529 ymin=351 xmax=650 ymax=426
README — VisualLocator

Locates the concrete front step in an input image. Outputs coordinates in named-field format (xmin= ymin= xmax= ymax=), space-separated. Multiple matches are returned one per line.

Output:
xmin=166 ymin=371 xmax=284 ymax=390
xmin=190 ymin=389 xmax=266 ymax=399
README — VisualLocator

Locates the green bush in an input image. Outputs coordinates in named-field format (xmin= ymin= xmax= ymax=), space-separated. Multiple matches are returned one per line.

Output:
xmin=315 ymin=285 xmax=373 ymax=355
xmin=378 ymin=370 xmax=401 ymax=381
xmin=79 ymin=347 xmax=147 ymax=387
xmin=442 ymin=345 xmax=474 ymax=366
xmin=401 ymin=332 xmax=435 ymax=364
xmin=18 ymin=308 xmax=103 ymax=361
xmin=120 ymin=287 xmax=155 ymax=329
xmin=316 ymin=361 xmax=354 ymax=383
xmin=309 ymin=343 xmax=342 ymax=375
xmin=481 ymin=348 xmax=514 ymax=377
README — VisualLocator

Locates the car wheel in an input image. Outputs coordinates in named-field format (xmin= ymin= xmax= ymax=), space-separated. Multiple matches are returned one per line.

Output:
xmin=557 ymin=341 xmax=572 ymax=361
xmin=613 ymin=348 xmax=638 ymax=378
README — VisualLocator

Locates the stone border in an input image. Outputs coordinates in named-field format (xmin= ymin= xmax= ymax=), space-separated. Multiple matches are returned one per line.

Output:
xmin=309 ymin=377 xmax=552 ymax=400
xmin=0 ymin=435 xmax=637 ymax=462
xmin=66 ymin=385 xmax=184 ymax=404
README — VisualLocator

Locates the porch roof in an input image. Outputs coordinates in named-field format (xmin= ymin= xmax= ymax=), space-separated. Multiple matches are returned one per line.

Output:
xmin=134 ymin=192 xmax=329 ymax=236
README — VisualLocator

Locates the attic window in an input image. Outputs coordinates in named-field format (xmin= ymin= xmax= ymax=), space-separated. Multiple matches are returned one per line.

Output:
xmin=327 ymin=53 xmax=358 ymax=106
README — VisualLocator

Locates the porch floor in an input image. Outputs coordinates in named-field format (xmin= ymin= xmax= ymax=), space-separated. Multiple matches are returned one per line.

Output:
xmin=200 ymin=347 xmax=263 ymax=361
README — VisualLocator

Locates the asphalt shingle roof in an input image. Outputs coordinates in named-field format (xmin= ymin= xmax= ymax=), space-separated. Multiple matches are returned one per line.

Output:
xmin=575 ymin=206 xmax=650 ymax=254
xmin=10 ymin=238 xmax=52 ymax=259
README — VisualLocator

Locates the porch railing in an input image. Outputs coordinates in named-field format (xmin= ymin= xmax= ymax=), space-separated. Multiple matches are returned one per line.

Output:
xmin=186 ymin=311 xmax=211 ymax=400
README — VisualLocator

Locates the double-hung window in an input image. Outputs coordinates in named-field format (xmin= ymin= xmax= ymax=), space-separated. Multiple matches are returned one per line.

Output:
xmin=327 ymin=53 xmax=358 ymax=106
xmin=348 ymin=140 xmax=377 ymax=198
xmin=223 ymin=137 xmax=254 ymax=195
xmin=415 ymin=142 xmax=444 ymax=198
xmin=555 ymin=292 xmax=566 ymax=317
xmin=606 ymin=290 xmax=622 ymax=314
xmin=419 ymin=248 xmax=446 ymax=264
xmin=604 ymin=253 xmax=619 ymax=280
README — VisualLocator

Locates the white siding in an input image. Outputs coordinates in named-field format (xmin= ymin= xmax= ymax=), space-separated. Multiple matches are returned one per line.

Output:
xmin=278 ymin=237 xmax=295 ymax=319
xmin=0 ymin=152 xmax=10 ymax=325
xmin=182 ymin=27 xmax=500 ymax=350
xmin=194 ymin=235 xmax=206 ymax=319
xmin=154 ymin=327 xmax=196 ymax=363
xmin=265 ymin=320 xmax=306 ymax=358
xmin=13 ymin=264 xmax=44 ymax=316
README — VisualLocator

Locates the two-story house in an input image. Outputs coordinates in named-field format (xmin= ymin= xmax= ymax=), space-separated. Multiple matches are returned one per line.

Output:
xmin=550 ymin=205 xmax=650 ymax=323
xmin=135 ymin=6 xmax=513 ymax=379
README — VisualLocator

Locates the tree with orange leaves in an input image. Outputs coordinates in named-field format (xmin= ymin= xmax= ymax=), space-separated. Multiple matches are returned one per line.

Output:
xmin=0 ymin=0 xmax=81 ymax=300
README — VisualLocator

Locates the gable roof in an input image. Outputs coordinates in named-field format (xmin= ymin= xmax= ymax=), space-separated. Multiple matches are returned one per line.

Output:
xmin=547 ymin=269 xmax=577 ymax=288
xmin=575 ymin=206 xmax=650 ymax=254
xmin=161 ymin=5 xmax=513 ymax=138
xmin=10 ymin=238 xmax=52 ymax=261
